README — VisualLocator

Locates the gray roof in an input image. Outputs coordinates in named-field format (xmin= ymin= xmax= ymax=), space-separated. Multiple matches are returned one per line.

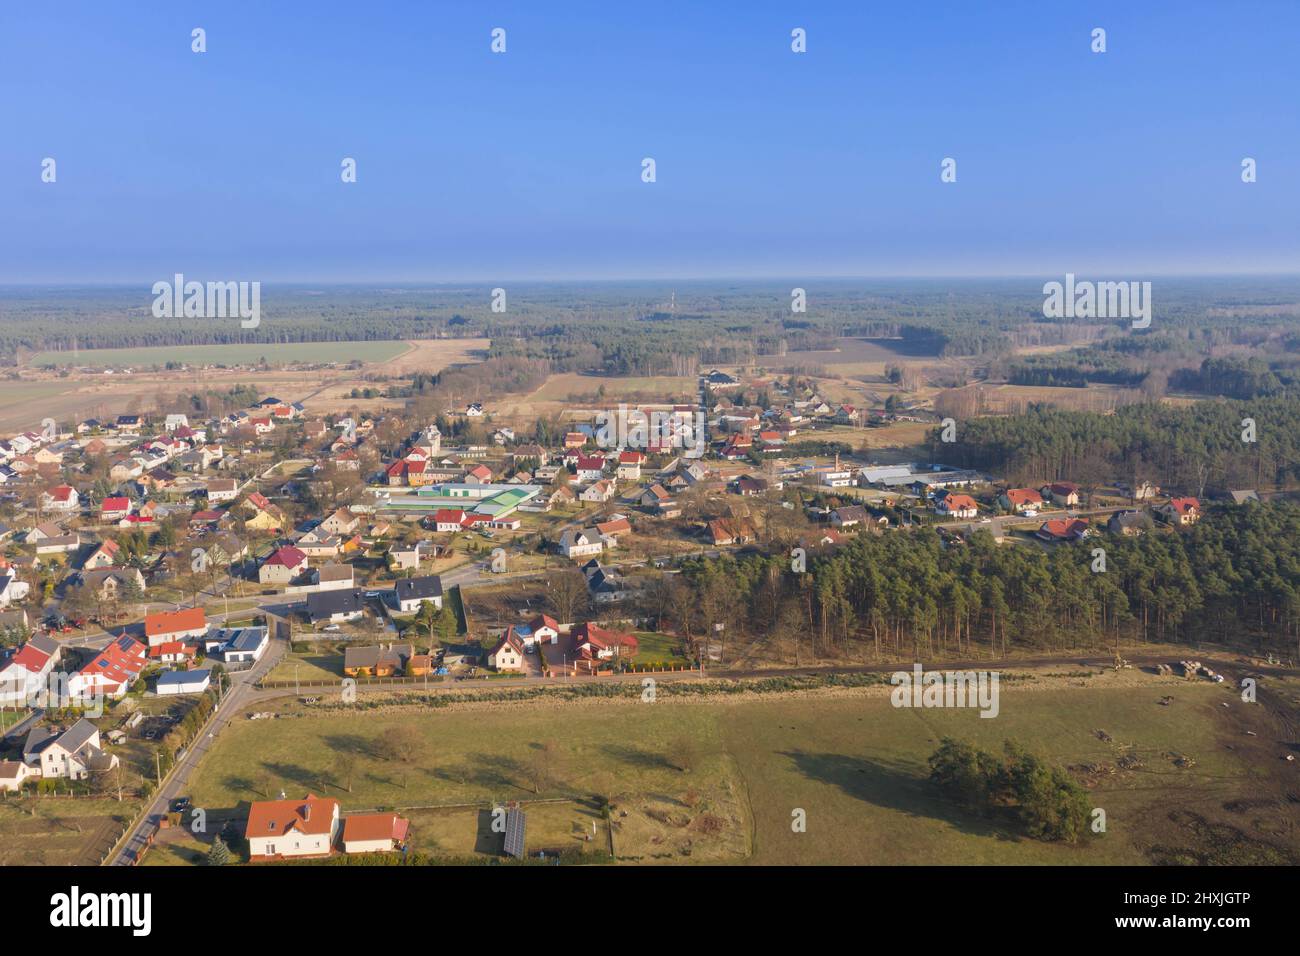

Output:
xmin=307 ymin=588 xmax=365 ymax=619
xmin=157 ymin=670 xmax=210 ymax=687
xmin=395 ymin=575 xmax=442 ymax=602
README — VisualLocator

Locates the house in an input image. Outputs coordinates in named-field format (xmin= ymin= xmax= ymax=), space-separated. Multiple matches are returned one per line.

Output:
xmin=464 ymin=463 xmax=494 ymax=484
xmin=1159 ymin=497 xmax=1201 ymax=526
xmin=246 ymin=795 xmax=341 ymax=861
xmin=569 ymin=622 xmax=639 ymax=673
xmin=0 ymin=571 xmax=31 ymax=609
xmin=584 ymin=561 xmax=630 ymax=604
xmin=99 ymin=497 xmax=132 ymax=522
xmin=616 ymin=450 xmax=645 ymax=480
xmin=935 ymin=494 xmax=979 ymax=519
xmin=563 ymin=432 xmax=588 ymax=450
xmin=41 ymin=485 xmax=79 ymax=512
xmin=595 ymin=517 xmax=632 ymax=541
xmin=1229 ymin=489 xmax=1260 ymax=505
xmin=296 ymin=529 xmax=340 ymax=558
xmin=1036 ymin=518 xmax=1091 ymax=542
xmin=525 ymin=614 xmax=561 ymax=648
xmin=639 ymin=484 xmax=673 ymax=509
xmin=1042 ymin=482 xmax=1080 ymax=507
xmin=998 ymin=488 xmax=1043 ymax=513
xmin=558 ymin=528 xmax=604 ymax=559
xmin=206 ymin=478 xmax=239 ymax=504
xmin=830 ymin=505 xmax=868 ymax=529
xmin=156 ymin=669 xmax=210 ymax=695
xmin=487 ymin=630 xmax=525 ymax=672
xmin=242 ymin=492 xmax=286 ymax=532
xmin=342 ymin=812 xmax=410 ymax=854
xmin=307 ymin=588 xmax=366 ymax=625
xmin=0 ymin=634 xmax=61 ymax=707
xmin=579 ymin=479 xmax=616 ymax=503
xmin=313 ymin=564 xmax=356 ymax=591
xmin=23 ymin=719 xmax=118 ymax=780
xmin=548 ymin=485 xmax=577 ymax=508
xmin=214 ymin=626 xmax=270 ymax=664
xmin=320 ymin=508 xmax=361 ymax=536
xmin=342 ymin=642 xmax=412 ymax=677
xmin=83 ymin=539 xmax=121 ymax=571
xmin=393 ymin=575 xmax=443 ymax=613
xmin=708 ymin=517 xmax=757 ymax=546
xmin=465 ymin=403 xmax=485 ymax=417
xmin=575 ymin=455 xmax=607 ymax=483
xmin=69 ymin=634 xmax=148 ymax=700
xmin=149 ymin=642 xmax=197 ymax=665
xmin=731 ymin=476 xmax=768 ymax=497
xmin=1107 ymin=510 xmax=1152 ymax=536
xmin=76 ymin=567 xmax=146 ymax=603
xmin=0 ymin=760 xmax=36 ymax=792
xmin=433 ymin=509 xmax=473 ymax=532
xmin=144 ymin=607 xmax=208 ymax=648
xmin=259 ymin=546 xmax=310 ymax=585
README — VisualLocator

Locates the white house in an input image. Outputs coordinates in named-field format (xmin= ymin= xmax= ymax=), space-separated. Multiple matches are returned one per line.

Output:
xmin=393 ymin=576 xmax=443 ymax=614
xmin=156 ymin=670 xmax=211 ymax=696
xmin=23 ymin=719 xmax=119 ymax=781
xmin=246 ymin=795 xmax=340 ymax=861
xmin=558 ymin=528 xmax=604 ymax=559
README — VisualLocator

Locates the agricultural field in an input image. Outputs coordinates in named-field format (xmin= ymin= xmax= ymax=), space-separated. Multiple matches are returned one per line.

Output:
xmin=178 ymin=667 xmax=1300 ymax=865
xmin=30 ymin=340 xmax=412 ymax=368
xmin=0 ymin=797 xmax=139 ymax=866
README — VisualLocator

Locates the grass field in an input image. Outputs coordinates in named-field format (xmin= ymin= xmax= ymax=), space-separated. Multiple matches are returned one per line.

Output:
xmin=31 ymin=340 xmax=411 ymax=368
xmin=178 ymin=668 xmax=1300 ymax=865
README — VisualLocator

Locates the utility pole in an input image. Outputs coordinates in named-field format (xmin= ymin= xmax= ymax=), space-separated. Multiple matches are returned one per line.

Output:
xmin=155 ymin=751 xmax=161 ymax=788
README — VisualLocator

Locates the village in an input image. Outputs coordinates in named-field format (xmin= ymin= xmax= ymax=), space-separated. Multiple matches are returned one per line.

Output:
xmin=0 ymin=359 xmax=1259 ymax=865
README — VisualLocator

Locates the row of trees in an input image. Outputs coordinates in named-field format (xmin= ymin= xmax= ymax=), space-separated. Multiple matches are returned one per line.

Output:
xmin=665 ymin=502 xmax=1300 ymax=662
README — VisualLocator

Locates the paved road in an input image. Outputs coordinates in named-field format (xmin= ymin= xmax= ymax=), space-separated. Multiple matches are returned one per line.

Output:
xmin=107 ymin=635 xmax=286 ymax=866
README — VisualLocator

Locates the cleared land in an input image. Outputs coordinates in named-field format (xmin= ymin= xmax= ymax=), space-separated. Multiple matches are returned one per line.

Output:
xmin=30 ymin=340 xmax=411 ymax=368
xmin=179 ymin=668 xmax=1300 ymax=865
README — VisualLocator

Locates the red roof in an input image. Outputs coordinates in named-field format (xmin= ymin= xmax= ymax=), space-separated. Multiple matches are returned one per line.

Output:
xmin=576 ymin=455 xmax=606 ymax=471
xmin=245 ymin=795 xmax=339 ymax=840
xmin=49 ymin=485 xmax=75 ymax=502
xmin=529 ymin=614 xmax=560 ymax=632
xmin=10 ymin=642 xmax=54 ymax=672
xmin=942 ymin=494 xmax=978 ymax=511
xmin=1168 ymin=497 xmax=1200 ymax=514
xmin=101 ymin=497 xmax=131 ymax=513
xmin=79 ymin=634 xmax=147 ymax=689
xmin=433 ymin=509 xmax=468 ymax=525
xmin=265 ymin=546 xmax=308 ymax=568
xmin=1004 ymin=488 xmax=1042 ymax=506
xmin=342 ymin=812 xmax=409 ymax=845
xmin=145 ymin=607 xmax=207 ymax=638
xmin=149 ymin=641 xmax=197 ymax=659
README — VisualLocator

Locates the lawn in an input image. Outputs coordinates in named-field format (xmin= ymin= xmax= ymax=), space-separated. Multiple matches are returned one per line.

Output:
xmin=178 ymin=669 xmax=1298 ymax=865
xmin=631 ymin=632 xmax=689 ymax=667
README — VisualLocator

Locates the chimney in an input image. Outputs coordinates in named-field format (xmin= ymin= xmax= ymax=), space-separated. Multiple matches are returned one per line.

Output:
xmin=302 ymin=802 xmax=311 ymax=821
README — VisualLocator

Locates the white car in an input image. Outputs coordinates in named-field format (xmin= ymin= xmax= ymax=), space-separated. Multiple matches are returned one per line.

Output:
xmin=1022 ymin=509 xmax=1038 ymax=517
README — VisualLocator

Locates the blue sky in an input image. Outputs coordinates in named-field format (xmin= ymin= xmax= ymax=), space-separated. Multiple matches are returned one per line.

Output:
xmin=2 ymin=1 xmax=1297 ymax=282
